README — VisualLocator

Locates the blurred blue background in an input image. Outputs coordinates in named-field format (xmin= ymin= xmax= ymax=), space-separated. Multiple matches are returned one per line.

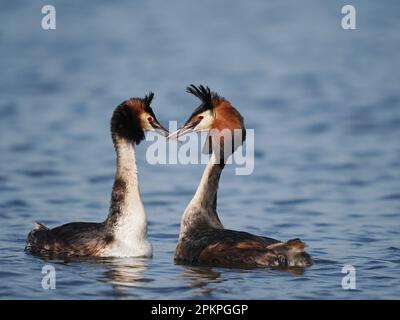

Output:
xmin=0 ymin=0 xmax=399 ymax=299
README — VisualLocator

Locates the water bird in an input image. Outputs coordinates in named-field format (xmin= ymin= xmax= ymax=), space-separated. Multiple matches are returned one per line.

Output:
xmin=25 ymin=93 xmax=168 ymax=257
xmin=168 ymin=85 xmax=312 ymax=268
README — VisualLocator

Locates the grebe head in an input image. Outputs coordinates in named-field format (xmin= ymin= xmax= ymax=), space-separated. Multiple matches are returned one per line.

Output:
xmin=168 ymin=85 xmax=245 ymax=157
xmin=111 ymin=92 xmax=168 ymax=144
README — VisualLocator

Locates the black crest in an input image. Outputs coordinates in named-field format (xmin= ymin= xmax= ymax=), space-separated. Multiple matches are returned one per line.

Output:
xmin=185 ymin=85 xmax=221 ymax=123
xmin=143 ymin=92 xmax=157 ymax=119
xmin=186 ymin=85 xmax=213 ymax=107
xmin=110 ymin=93 xmax=155 ymax=145
xmin=143 ymin=92 xmax=154 ymax=110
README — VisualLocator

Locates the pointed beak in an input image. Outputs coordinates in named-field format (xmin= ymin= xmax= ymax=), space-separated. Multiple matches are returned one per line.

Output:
xmin=151 ymin=120 xmax=169 ymax=137
xmin=167 ymin=120 xmax=201 ymax=140
xmin=167 ymin=125 xmax=193 ymax=140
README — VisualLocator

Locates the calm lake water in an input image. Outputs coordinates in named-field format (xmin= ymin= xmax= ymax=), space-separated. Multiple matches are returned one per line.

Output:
xmin=0 ymin=0 xmax=399 ymax=299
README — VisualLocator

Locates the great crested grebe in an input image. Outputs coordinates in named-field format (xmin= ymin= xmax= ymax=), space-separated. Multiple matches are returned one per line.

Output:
xmin=25 ymin=93 xmax=168 ymax=257
xmin=169 ymin=85 xmax=312 ymax=268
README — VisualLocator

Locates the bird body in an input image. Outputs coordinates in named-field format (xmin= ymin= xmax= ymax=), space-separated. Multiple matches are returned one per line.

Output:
xmin=171 ymin=85 xmax=312 ymax=268
xmin=25 ymin=94 xmax=168 ymax=258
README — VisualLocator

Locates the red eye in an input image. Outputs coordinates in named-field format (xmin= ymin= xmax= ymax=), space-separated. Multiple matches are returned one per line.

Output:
xmin=198 ymin=116 xmax=204 ymax=120
xmin=147 ymin=116 xmax=153 ymax=122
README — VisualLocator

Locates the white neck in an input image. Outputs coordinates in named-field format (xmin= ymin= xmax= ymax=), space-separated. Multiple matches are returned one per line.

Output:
xmin=179 ymin=153 xmax=224 ymax=238
xmin=192 ymin=153 xmax=220 ymax=206
xmin=106 ymin=138 xmax=148 ymax=242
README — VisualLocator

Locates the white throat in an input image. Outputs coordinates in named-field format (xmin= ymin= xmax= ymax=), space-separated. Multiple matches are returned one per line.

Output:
xmin=179 ymin=152 xmax=224 ymax=239
xmin=104 ymin=138 xmax=152 ymax=257
xmin=191 ymin=152 xmax=219 ymax=205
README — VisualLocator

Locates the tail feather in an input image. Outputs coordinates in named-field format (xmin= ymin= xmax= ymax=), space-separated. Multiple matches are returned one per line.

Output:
xmin=266 ymin=238 xmax=312 ymax=267
xmin=267 ymin=238 xmax=307 ymax=252
xmin=32 ymin=222 xmax=49 ymax=231
xmin=285 ymin=238 xmax=307 ymax=253
xmin=26 ymin=222 xmax=49 ymax=251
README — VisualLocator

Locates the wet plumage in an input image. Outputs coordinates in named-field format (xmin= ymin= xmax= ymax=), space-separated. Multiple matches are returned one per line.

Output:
xmin=176 ymin=227 xmax=312 ymax=268
xmin=26 ymin=222 xmax=113 ymax=256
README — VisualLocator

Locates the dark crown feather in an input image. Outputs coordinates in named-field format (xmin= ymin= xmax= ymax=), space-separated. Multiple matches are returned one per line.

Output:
xmin=111 ymin=92 xmax=155 ymax=145
xmin=186 ymin=85 xmax=213 ymax=107
xmin=143 ymin=92 xmax=154 ymax=108
xmin=143 ymin=91 xmax=157 ymax=119
xmin=185 ymin=85 xmax=221 ymax=122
